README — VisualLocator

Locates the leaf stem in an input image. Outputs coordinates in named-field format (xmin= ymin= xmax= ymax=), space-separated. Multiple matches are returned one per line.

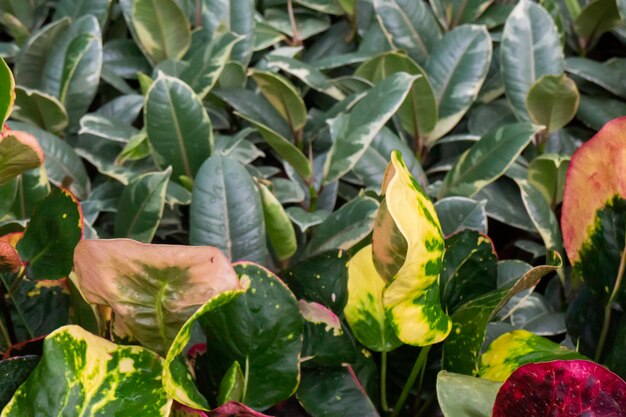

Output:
xmin=6 ymin=268 xmax=26 ymax=300
xmin=381 ymin=351 xmax=389 ymax=413
xmin=287 ymin=0 xmax=302 ymax=46
xmin=595 ymin=244 xmax=626 ymax=361
xmin=0 ymin=278 xmax=17 ymax=345
xmin=390 ymin=345 xmax=430 ymax=417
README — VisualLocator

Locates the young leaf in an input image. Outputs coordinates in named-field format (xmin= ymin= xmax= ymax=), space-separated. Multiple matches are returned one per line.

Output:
xmin=257 ymin=181 xmax=297 ymax=262
xmin=0 ymin=130 xmax=44 ymax=184
xmin=190 ymin=155 xmax=268 ymax=264
xmin=323 ymin=73 xmax=418 ymax=184
xmin=145 ymin=75 xmax=213 ymax=182
xmin=114 ymin=168 xmax=171 ymax=242
xmin=424 ymin=25 xmax=492 ymax=143
xmin=526 ymin=74 xmax=579 ymax=133
xmin=16 ymin=187 xmax=82 ymax=281
xmin=73 ymin=239 xmax=242 ymax=356
xmin=478 ymin=330 xmax=586 ymax=382
xmin=437 ymin=371 xmax=502 ymax=417
xmin=371 ymin=151 xmax=451 ymax=346
xmin=501 ymin=0 xmax=564 ymax=121
xmin=131 ymin=0 xmax=191 ymax=64
xmin=1 ymin=325 xmax=172 ymax=416
xmin=574 ymin=0 xmax=621 ymax=53
xmin=440 ymin=123 xmax=542 ymax=198
xmin=0 ymin=56 xmax=15 ymax=125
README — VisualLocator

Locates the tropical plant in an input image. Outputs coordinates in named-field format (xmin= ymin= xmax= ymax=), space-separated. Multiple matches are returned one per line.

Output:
xmin=0 ymin=0 xmax=626 ymax=416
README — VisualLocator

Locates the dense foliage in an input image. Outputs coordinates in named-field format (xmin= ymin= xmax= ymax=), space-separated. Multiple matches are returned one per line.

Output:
xmin=0 ymin=0 xmax=626 ymax=416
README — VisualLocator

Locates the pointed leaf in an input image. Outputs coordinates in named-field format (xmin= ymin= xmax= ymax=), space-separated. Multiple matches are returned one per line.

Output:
xmin=0 ymin=56 xmax=14 ymax=125
xmin=1 ymin=325 xmax=172 ymax=417
xmin=73 ymin=239 xmax=242 ymax=356
xmin=257 ymin=181 xmax=297 ymax=261
xmin=145 ymin=75 xmax=213 ymax=181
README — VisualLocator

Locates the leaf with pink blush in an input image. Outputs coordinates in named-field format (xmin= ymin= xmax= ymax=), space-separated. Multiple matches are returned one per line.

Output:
xmin=208 ymin=402 xmax=272 ymax=417
xmin=493 ymin=360 xmax=626 ymax=417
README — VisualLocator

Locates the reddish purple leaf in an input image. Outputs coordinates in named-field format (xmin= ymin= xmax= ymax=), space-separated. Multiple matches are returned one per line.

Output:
xmin=493 ymin=360 xmax=626 ymax=417
xmin=208 ymin=402 xmax=273 ymax=417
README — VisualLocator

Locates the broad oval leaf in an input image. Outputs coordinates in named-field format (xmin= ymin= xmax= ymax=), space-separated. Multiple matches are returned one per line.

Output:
xmin=479 ymin=330 xmax=585 ymax=382
xmin=440 ymin=123 xmax=542 ymax=198
xmin=434 ymin=197 xmax=488 ymax=236
xmin=190 ymin=155 xmax=267 ymax=264
xmin=145 ymin=75 xmax=213 ymax=182
xmin=0 ymin=56 xmax=14 ymax=125
xmin=1 ymin=325 xmax=172 ymax=417
xmin=526 ymin=74 xmax=579 ymax=133
xmin=73 ymin=238 xmax=242 ymax=356
xmin=131 ymin=0 xmax=191 ymax=64
xmin=250 ymin=69 xmax=308 ymax=133
xmin=565 ymin=57 xmax=626 ymax=99
xmin=501 ymin=0 xmax=564 ymax=121
xmin=16 ymin=187 xmax=82 ymax=280
xmin=323 ymin=72 xmax=418 ymax=184
xmin=12 ymin=87 xmax=68 ymax=134
xmin=561 ymin=117 xmax=626 ymax=303
xmin=492 ymin=360 xmax=626 ymax=417
xmin=437 ymin=371 xmax=502 ymax=417
xmin=114 ymin=168 xmax=171 ymax=242
xmin=372 ymin=151 xmax=451 ymax=346
xmin=424 ymin=25 xmax=492 ymax=143
xmin=355 ymin=51 xmax=437 ymax=139
xmin=373 ymin=0 xmax=441 ymax=65
xmin=257 ymin=181 xmax=297 ymax=262
xmin=0 ymin=130 xmax=44 ymax=184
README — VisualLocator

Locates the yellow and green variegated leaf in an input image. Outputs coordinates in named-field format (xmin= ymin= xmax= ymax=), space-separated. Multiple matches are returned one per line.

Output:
xmin=478 ymin=330 xmax=586 ymax=382
xmin=0 ymin=56 xmax=15 ymax=125
xmin=164 ymin=290 xmax=244 ymax=410
xmin=344 ymin=244 xmax=403 ymax=352
xmin=73 ymin=239 xmax=243 ymax=356
xmin=373 ymin=151 xmax=452 ymax=346
xmin=442 ymin=252 xmax=562 ymax=375
xmin=0 ymin=130 xmax=44 ymax=184
xmin=561 ymin=117 xmax=626 ymax=304
xmin=1 ymin=325 xmax=172 ymax=417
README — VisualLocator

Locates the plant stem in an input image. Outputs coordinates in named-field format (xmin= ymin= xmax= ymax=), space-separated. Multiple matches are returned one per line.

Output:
xmin=390 ymin=345 xmax=430 ymax=417
xmin=414 ymin=392 xmax=436 ymax=417
xmin=287 ymin=0 xmax=302 ymax=46
xmin=6 ymin=268 xmax=26 ymax=300
xmin=0 ymin=279 xmax=17 ymax=345
xmin=595 ymin=245 xmax=626 ymax=361
xmin=380 ymin=351 xmax=389 ymax=413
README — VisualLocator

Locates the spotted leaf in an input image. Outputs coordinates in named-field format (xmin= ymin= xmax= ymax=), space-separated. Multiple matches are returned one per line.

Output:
xmin=73 ymin=239 xmax=243 ymax=356
xmin=1 ymin=325 xmax=172 ymax=417
xmin=479 ymin=330 xmax=586 ymax=382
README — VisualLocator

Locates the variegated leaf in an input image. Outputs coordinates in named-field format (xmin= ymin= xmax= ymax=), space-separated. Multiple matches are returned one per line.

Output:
xmin=0 ymin=130 xmax=44 ymax=184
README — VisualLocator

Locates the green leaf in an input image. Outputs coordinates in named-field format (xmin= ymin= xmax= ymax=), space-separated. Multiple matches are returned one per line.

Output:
xmin=576 ymin=94 xmax=626 ymax=131
xmin=16 ymin=187 xmax=82 ymax=280
xmin=434 ymin=197 xmax=488 ymax=236
xmin=478 ymin=330 xmax=586 ymax=381
xmin=53 ymin=0 xmax=111 ymax=26
xmin=355 ymin=51 xmax=437 ymax=139
xmin=10 ymin=166 xmax=50 ymax=219
xmin=469 ymin=100 xmax=517 ymax=137
xmin=0 ymin=130 xmax=44 ymax=184
xmin=305 ymin=196 xmax=379 ymax=257
xmin=501 ymin=0 xmax=564 ymax=121
xmin=1 ymin=325 xmax=172 ymax=416
xmin=15 ymin=16 xmax=103 ymax=131
xmin=323 ymin=72 xmax=418 ymax=184
xmin=238 ymin=113 xmax=312 ymax=181
xmin=12 ymin=87 xmax=68 ymax=134
xmin=297 ymin=367 xmax=379 ymax=417
xmin=424 ymin=25 xmax=492 ymax=143
xmin=257 ymin=181 xmax=297 ymax=261
xmin=114 ymin=168 xmax=171 ymax=242
xmin=373 ymin=0 xmax=441 ymax=65
xmin=0 ymin=356 xmax=39 ymax=410
xmin=131 ymin=0 xmax=191 ymax=64
xmin=0 ymin=178 xmax=17 ymax=217
xmin=515 ymin=179 xmax=563 ymax=254
xmin=0 ymin=56 xmax=14 ymax=125
xmin=526 ymin=74 xmax=579 ymax=133
xmin=441 ymin=253 xmax=562 ymax=375
xmin=267 ymin=55 xmax=346 ymax=100
xmin=8 ymin=121 xmax=91 ymax=200
xmin=265 ymin=8 xmax=330 ymax=41
xmin=217 ymin=362 xmax=245 ymax=405
xmin=528 ymin=153 xmax=569 ymax=207
xmin=103 ymin=39 xmax=152 ymax=80
xmin=190 ymin=155 xmax=268 ymax=264
xmin=574 ymin=0 xmax=621 ymax=53
xmin=565 ymin=57 xmax=626 ymax=99
xmin=440 ymin=230 xmax=497 ymax=314
xmin=180 ymin=32 xmax=241 ymax=99
xmin=73 ymin=238 xmax=242 ymax=356
xmin=440 ymin=123 xmax=542 ymax=198
xmin=79 ymin=114 xmax=138 ymax=143
xmin=437 ymin=371 xmax=502 ymax=417
xmin=249 ymin=69 xmax=308 ymax=133
xmin=145 ymin=75 xmax=213 ymax=181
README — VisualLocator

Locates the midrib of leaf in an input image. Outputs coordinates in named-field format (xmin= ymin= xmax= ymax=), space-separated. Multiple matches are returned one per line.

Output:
xmin=165 ymin=84 xmax=193 ymax=178
xmin=151 ymin=0 xmax=170 ymax=59
xmin=433 ymin=31 xmax=478 ymax=105
xmin=387 ymin=0 xmax=429 ymax=57
xmin=155 ymin=281 xmax=169 ymax=351
xmin=59 ymin=35 xmax=94 ymax=105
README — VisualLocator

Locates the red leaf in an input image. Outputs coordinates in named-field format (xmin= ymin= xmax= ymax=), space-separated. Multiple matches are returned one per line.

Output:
xmin=493 ymin=360 xmax=626 ymax=417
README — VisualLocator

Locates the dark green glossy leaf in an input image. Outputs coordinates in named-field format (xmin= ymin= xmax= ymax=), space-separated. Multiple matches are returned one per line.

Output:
xmin=0 ymin=356 xmax=39 ymax=410
xmin=53 ymin=0 xmax=110 ymax=26
xmin=576 ymin=94 xmax=626 ymax=131
xmin=12 ymin=87 xmax=68 ymax=134
xmin=435 ymin=197 xmax=488 ymax=236
xmin=16 ymin=187 xmax=82 ymax=280
xmin=565 ymin=57 xmax=626 ymax=99
xmin=267 ymin=55 xmax=346 ymax=100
